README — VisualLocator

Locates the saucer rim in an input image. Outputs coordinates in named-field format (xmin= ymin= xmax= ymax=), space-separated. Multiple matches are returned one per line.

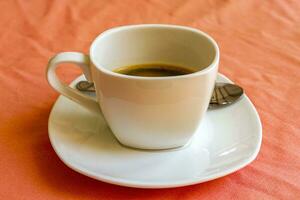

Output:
xmin=48 ymin=73 xmax=262 ymax=188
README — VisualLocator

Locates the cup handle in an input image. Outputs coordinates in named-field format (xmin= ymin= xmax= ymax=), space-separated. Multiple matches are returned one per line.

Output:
xmin=46 ymin=52 xmax=100 ymax=113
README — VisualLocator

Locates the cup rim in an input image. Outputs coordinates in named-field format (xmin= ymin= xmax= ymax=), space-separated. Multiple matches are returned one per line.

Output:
xmin=90 ymin=24 xmax=219 ymax=80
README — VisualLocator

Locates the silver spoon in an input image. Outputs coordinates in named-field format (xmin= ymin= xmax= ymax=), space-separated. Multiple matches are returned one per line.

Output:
xmin=208 ymin=82 xmax=243 ymax=109
xmin=76 ymin=81 xmax=243 ymax=109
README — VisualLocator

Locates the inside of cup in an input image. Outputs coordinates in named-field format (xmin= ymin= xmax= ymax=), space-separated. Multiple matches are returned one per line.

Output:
xmin=91 ymin=25 xmax=217 ymax=73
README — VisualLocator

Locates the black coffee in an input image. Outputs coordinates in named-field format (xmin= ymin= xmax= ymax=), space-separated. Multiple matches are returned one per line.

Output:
xmin=113 ymin=63 xmax=196 ymax=77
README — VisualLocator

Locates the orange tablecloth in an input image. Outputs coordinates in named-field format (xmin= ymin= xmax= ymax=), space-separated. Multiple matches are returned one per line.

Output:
xmin=1 ymin=0 xmax=299 ymax=199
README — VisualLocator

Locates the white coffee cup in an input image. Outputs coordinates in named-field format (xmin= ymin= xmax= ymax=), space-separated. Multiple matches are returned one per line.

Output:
xmin=47 ymin=24 xmax=219 ymax=150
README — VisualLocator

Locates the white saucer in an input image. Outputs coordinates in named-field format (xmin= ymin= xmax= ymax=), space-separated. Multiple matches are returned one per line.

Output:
xmin=48 ymin=74 xmax=262 ymax=188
